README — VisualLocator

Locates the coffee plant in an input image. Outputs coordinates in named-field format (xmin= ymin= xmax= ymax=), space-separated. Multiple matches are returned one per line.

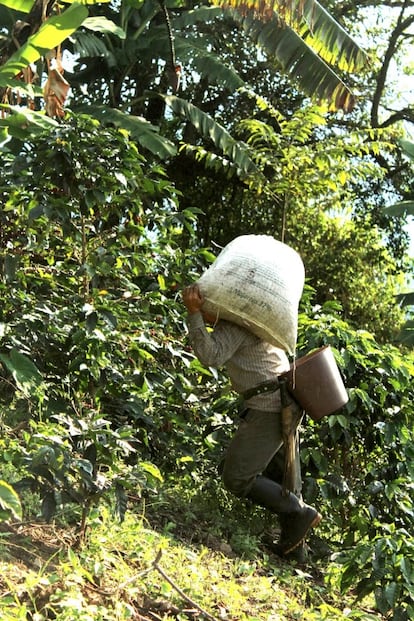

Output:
xmin=0 ymin=112 xmax=413 ymax=618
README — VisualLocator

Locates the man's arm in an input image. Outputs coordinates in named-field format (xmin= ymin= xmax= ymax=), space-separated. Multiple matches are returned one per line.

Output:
xmin=182 ymin=284 xmax=247 ymax=368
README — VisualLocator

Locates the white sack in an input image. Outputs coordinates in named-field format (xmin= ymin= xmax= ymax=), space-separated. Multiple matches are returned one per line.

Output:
xmin=197 ymin=235 xmax=304 ymax=354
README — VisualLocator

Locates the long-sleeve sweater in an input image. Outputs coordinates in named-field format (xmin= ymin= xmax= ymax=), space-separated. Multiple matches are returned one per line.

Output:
xmin=187 ymin=312 xmax=290 ymax=412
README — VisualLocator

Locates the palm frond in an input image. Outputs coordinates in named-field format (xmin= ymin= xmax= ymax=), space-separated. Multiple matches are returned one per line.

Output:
xmin=163 ymin=94 xmax=262 ymax=179
xmin=179 ymin=144 xmax=242 ymax=179
xmin=395 ymin=293 xmax=414 ymax=348
xmin=396 ymin=320 xmax=414 ymax=347
xmin=174 ymin=38 xmax=244 ymax=90
xmin=173 ymin=6 xmax=224 ymax=28
xmin=213 ymin=0 xmax=369 ymax=72
xmin=231 ymin=10 xmax=357 ymax=111
xmin=77 ymin=105 xmax=177 ymax=159
xmin=71 ymin=31 xmax=114 ymax=59
xmin=142 ymin=14 xmax=245 ymax=91
xmin=400 ymin=139 xmax=414 ymax=160
xmin=396 ymin=292 xmax=414 ymax=307
xmin=384 ymin=201 xmax=414 ymax=217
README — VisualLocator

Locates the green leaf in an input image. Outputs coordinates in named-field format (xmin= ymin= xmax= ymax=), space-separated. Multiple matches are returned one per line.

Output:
xmin=340 ymin=563 xmax=359 ymax=592
xmin=397 ymin=321 xmax=414 ymax=347
xmin=140 ymin=461 xmax=163 ymax=482
xmin=114 ymin=484 xmax=128 ymax=522
xmin=64 ymin=0 xmax=111 ymax=3
xmin=229 ymin=9 xmax=358 ymax=112
xmin=173 ymin=5 xmax=223 ymax=27
xmin=163 ymin=95 xmax=260 ymax=178
xmin=82 ymin=16 xmax=126 ymax=39
xmin=174 ymin=38 xmax=244 ymax=90
xmin=0 ymin=480 xmax=22 ymax=521
xmin=0 ymin=127 xmax=8 ymax=145
xmin=400 ymin=139 xmax=414 ymax=160
xmin=157 ymin=274 xmax=166 ymax=291
xmin=384 ymin=200 xmax=414 ymax=217
xmin=216 ymin=0 xmax=369 ymax=71
xmin=328 ymin=414 xmax=348 ymax=429
xmin=137 ymin=348 xmax=155 ymax=361
xmin=396 ymin=292 xmax=414 ymax=307
xmin=384 ymin=581 xmax=400 ymax=608
xmin=76 ymin=105 xmax=177 ymax=159
xmin=0 ymin=0 xmax=34 ymax=11
xmin=0 ymin=349 xmax=43 ymax=393
xmin=0 ymin=0 xmax=108 ymax=7
xmin=0 ymin=105 xmax=59 ymax=140
xmin=0 ymin=3 xmax=89 ymax=81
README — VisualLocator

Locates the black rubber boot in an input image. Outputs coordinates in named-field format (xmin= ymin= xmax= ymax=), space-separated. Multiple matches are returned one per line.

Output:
xmin=262 ymin=532 xmax=308 ymax=564
xmin=248 ymin=476 xmax=321 ymax=554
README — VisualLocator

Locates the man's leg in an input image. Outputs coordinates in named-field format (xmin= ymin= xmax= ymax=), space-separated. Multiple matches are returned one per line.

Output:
xmin=222 ymin=408 xmax=321 ymax=555
xmin=221 ymin=408 xmax=285 ymax=497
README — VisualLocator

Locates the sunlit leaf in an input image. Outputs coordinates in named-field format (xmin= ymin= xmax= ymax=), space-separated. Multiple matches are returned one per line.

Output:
xmin=82 ymin=16 xmax=126 ymax=39
xmin=0 ymin=0 xmax=34 ymax=11
xmin=228 ymin=9 xmax=358 ymax=112
xmin=214 ymin=0 xmax=369 ymax=71
xmin=0 ymin=480 xmax=22 ymax=521
xmin=0 ymin=3 xmax=89 ymax=80
xmin=0 ymin=349 xmax=43 ymax=393
xmin=140 ymin=461 xmax=163 ymax=481
xmin=158 ymin=274 xmax=166 ymax=290
xmin=0 ymin=105 xmax=59 ymax=141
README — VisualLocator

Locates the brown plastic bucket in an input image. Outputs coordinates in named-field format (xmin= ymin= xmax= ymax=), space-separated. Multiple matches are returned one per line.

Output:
xmin=281 ymin=346 xmax=348 ymax=421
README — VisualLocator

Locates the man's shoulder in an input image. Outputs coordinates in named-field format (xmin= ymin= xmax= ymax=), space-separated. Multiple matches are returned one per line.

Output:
xmin=218 ymin=320 xmax=288 ymax=354
xmin=217 ymin=319 xmax=260 ymax=341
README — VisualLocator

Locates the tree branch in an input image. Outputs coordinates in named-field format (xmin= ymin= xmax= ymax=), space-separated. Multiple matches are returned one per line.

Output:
xmin=379 ymin=106 xmax=414 ymax=128
xmin=371 ymin=5 xmax=414 ymax=128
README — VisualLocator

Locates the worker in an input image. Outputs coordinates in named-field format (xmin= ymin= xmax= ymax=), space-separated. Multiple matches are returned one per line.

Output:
xmin=182 ymin=283 xmax=321 ymax=560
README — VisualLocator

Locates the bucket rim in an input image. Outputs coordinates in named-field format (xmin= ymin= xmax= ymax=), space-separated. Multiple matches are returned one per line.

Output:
xmin=292 ymin=345 xmax=332 ymax=368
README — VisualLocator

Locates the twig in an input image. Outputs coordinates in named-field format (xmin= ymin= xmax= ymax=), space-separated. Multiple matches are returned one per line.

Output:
xmin=141 ymin=610 xmax=164 ymax=621
xmin=152 ymin=549 xmax=219 ymax=621
xmin=117 ymin=565 xmax=155 ymax=590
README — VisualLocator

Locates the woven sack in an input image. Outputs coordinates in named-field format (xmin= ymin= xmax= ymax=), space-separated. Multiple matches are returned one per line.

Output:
xmin=197 ymin=235 xmax=304 ymax=354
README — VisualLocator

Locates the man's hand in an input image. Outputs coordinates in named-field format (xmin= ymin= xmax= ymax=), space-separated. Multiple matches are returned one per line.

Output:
xmin=182 ymin=284 xmax=205 ymax=314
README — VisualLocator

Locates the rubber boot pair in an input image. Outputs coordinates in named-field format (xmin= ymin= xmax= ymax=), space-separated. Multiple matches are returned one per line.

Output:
xmin=248 ymin=475 xmax=321 ymax=555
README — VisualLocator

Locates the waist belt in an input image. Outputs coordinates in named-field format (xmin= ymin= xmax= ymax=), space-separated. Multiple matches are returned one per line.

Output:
xmin=241 ymin=379 xmax=280 ymax=401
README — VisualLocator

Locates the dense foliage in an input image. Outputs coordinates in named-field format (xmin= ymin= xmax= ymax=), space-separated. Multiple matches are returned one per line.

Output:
xmin=1 ymin=1 xmax=412 ymax=340
xmin=298 ymin=301 xmax=414 ymax=619
xmin=0 ymin=1 xmax=413 ymax=618
xmin=0 ymin=114 xmax=413 ymax=619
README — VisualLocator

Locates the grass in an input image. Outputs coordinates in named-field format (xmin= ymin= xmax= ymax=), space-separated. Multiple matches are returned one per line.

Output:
xmin=0 ymin=485 xmax=386 ymax=621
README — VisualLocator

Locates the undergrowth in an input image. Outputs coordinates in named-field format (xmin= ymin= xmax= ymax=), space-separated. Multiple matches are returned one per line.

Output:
xmin=0 ymin=485 xmax=386 ymax=621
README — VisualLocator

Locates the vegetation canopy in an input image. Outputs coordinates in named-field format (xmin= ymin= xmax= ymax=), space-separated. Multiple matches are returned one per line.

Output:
xmin=0 ymin=0 xmax=413 ymax=619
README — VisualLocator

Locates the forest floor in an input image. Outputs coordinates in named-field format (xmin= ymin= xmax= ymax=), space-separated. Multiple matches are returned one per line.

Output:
xmin=0 ymin=491 xmax=385 ymax=621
